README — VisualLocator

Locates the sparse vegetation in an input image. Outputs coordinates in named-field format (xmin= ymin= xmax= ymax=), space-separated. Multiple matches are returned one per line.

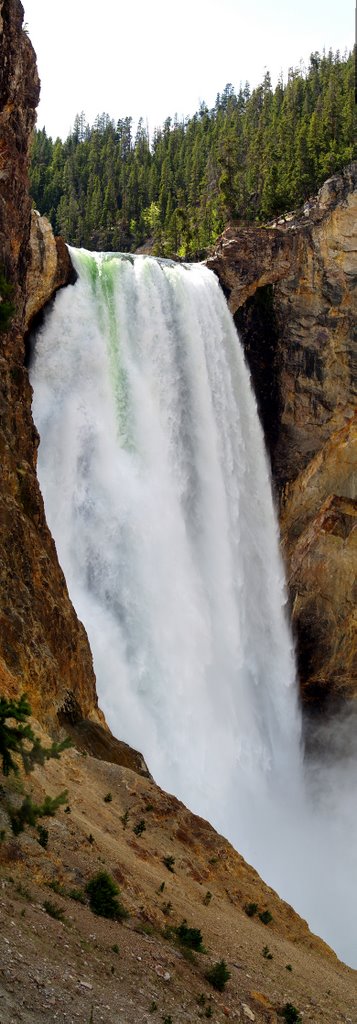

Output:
xmin=121 ymin=809 xmax=129 ymax=829
xmin=15 ymin=883 xmax=31 ymax=900
xmin=0 ymin=695 xmax=69 ymax=838
xmin=282 ymin=1004 xmax=302 ymax=1024
xmin=85 ymin=871 xmax=128 ymax=921
xmin=162 ymin=901 xmax=172 ymax=916
xmin=262 ymin=945 xmax=273 ymax=959
xmin=37 ymin=825 xmax=49 ymax=848
xmin=244 ymin=901 xmax=258 ymax=917
xmin=149 ymin=1001 xmax=157 ymax=1012
xmin=133 ymin=818 xmax=146 ymax=836
xmin=175 ymin=919 xmax=205 ymax=952
xmin=162 ymin=855 xmax=175 ymax=872
xmin=0 ymin=695 xmax=71 ymax=776
xmin=49 ymin=879 xmax=65 ymax=895
xmin=8 ymin=791 xmax=68 ymax=836
xmin=259 ymin=910 xmax=273 ymax=925
xmin=0 ymin=269 xmax=15 ymax=333
xmin=203 ymin=890 xmax=212 ymax=906
xmin=43 ymin=899 xmax=64 ymax=921
xmin=205 ymin=959 xmax=231 ymax=992
xmin=68 ymin=888 xmax=86 ymax=904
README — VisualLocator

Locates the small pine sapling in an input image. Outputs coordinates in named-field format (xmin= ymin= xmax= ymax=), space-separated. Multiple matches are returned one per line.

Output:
xmin=85 ymin=871 xmax=128 ymax=921
xmin=259 ymin=909 xmax=273 ymax=925
xmin=282 ymin=1004 xmax=302 ymax=1024
xmin=0 ymin=695 xmax=69 ymax=839
xmin=205 ymin=959 xmax=231 ymax=992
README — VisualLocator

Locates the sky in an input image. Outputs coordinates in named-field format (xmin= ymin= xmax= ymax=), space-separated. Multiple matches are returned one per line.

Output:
xmin=23 ymin=0 xmax=353 ymax=141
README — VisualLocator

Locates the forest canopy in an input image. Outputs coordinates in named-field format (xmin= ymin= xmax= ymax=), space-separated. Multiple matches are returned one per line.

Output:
xmin=30 ymin=49 xmax=355 ymax=260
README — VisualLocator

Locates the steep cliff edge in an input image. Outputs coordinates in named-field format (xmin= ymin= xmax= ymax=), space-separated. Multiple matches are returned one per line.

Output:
xmin=0 ymin=0 xmax=100 ymax=730
xmin=208 ymin=168 xmax=356 ymax=705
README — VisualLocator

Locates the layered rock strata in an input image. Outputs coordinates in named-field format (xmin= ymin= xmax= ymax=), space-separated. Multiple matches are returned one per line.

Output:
xmin=208 ymin=167 xmax=357 ymax=704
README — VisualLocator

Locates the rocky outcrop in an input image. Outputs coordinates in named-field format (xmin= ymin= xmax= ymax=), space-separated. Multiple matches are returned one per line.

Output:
xmin=0 ymin=0 xmax=101 ymax=731
xmin=25 ymin=210 xmax=75 ymax=330
xmin=207 ymin=164 xmax=356 ymax=493
xmin=208 ymin=167 xmax=357 ymax=706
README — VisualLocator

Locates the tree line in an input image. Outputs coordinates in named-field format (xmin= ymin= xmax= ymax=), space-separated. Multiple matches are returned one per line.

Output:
xmin=30 ymin=49 xmax=355 ymax=260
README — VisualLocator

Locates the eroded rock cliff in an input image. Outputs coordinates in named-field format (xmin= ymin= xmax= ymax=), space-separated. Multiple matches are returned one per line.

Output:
xmin=208 ymin=167 xmax=357 ymax=705
xmin=0 ymin=0 xmax=100 ymax=730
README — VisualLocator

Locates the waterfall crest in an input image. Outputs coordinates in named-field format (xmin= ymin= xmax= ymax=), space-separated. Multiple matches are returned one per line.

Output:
xmin=30 ymin=250 xmax=357 ymax=967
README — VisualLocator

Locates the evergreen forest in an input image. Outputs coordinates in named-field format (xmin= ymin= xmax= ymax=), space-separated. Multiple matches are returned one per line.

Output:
xmin=30 ymin=50 xmax=355 ymax=260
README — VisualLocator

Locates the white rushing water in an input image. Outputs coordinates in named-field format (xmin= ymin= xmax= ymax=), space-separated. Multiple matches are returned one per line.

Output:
xmin=31 ymin=250 xmax=357 ymax=966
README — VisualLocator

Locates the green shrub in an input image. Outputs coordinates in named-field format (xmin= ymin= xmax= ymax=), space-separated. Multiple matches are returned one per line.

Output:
xmin=175 ymin=919 xmax=205 ymax=952
xmin=0 ymin=695 xmax=69 ymax=837
xmin=8 ymin=791 xmax=67 ymax=836
xmin=43 ymin=899 xmax=64 ymax=921
xmin=162 ymin=854 xmax=175 ymax=872
xmin=104 ymin=792 xmax=112 ymax=803
xmin=133 ymin=818 xmax=146 ymax=836
xmin=262 ymin=945 xmax=273 ymax=959
xmin=282 ymin=1004 xmax=302 ymax=1024
xmin=205 ymin=959 xmax=231 ymax=992
xmin=0 ymin=694 xmax=71 ymax=776
xmin=85 ymin=871 xmax=128 ymax=921
xmin=68 ymin=888 xmax=86 ymax=904
xmin=244 ymin=901 xmax=258 ymax=917
xmin=48 ymin=879 xmax=65 ymax=895
xmin=203 ymin=890 xmax=212 ymax=906
xmin=259 ymin=909 xmax=273 ymax=925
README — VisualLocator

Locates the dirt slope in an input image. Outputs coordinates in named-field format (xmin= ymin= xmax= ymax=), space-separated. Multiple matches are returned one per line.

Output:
xmin=0 ymin=731 xmax=355 ymax=1024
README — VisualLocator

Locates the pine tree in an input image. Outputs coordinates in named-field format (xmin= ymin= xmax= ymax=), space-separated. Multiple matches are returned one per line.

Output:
xmin=0 ymin=695 xmax=70 ymax=838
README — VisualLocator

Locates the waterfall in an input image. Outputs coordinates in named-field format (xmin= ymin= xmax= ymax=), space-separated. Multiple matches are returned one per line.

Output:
xmin=30 ymin=250 xmax=356 ymax=967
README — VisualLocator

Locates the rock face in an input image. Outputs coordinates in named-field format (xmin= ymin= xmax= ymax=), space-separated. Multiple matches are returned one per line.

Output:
xmin=25 ymin=210 xmax=75 ymax=330
xmin=208 ymin=167 xmax=357 ymax=706
xmin=0 ymin=0 xmax=101 ymax=730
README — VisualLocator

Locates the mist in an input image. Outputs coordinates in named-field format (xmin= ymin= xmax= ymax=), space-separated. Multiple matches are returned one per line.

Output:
xmin=30 ymin=251 xmax=357 ymax=968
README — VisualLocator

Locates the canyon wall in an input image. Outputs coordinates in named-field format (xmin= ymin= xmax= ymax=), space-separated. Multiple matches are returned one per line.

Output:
xmin=0 ymin=0 xmax=100 ymax=730
xmin=1 ymin=0 xmax=355 ymax=723
xmin=208 ymin=167 xmax=356 ymax=706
